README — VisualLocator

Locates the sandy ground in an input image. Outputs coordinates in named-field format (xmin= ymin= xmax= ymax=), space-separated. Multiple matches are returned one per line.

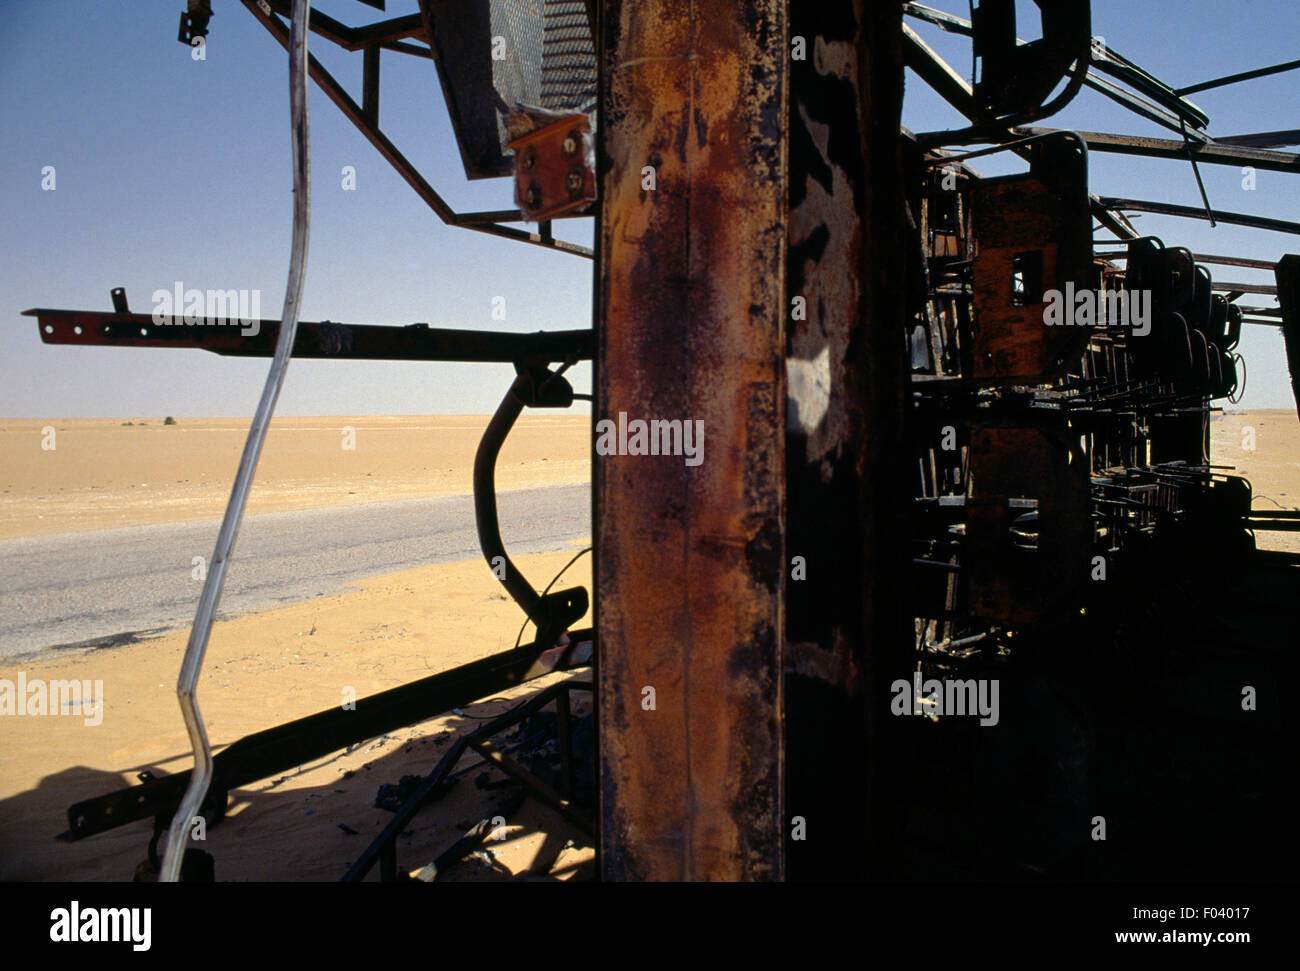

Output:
xmin=0 ymin=416 xmax=590 ymax=539
xmin=0 ymin=414 xmax=594 ymax=881
xmin=0 ymin=409 xmax=1294 ymax=881
xmin=1210 ymin=409 xmax=1300 ymax=553
xmin=0 ymin=547 xmax=594 ymax=882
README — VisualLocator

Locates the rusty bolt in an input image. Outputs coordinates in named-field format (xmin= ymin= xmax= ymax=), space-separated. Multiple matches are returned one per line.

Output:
xmin=524 ymin=184 xmax=542 ymax=209
xmin=562 ymin=134 xmax=579 ymax=156
xmin=522 ymin=151 xmax=536 ymax=171
xmin=566 ymin=168 xmax=584 ymax=194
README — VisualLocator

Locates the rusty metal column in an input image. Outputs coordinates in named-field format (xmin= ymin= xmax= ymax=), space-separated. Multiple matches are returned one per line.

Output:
xmin=783 ymin=0 xmax=909 ymax=879
xmin=596 ymin=1 xmax=788 ymax=880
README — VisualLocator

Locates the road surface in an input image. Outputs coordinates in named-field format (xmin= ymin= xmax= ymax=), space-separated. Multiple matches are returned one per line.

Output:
xmin=0 ymin=484 xmax=589 ymax=658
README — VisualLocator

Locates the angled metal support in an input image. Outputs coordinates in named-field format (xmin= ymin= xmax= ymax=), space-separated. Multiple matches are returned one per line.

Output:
xmin=1098 ymin=197 xmax=1300 ymax=237
xmin=240 ymin=0 xmax=594 ymax=259
xmin=1016 ymin=126 xmax=1300 ymax=175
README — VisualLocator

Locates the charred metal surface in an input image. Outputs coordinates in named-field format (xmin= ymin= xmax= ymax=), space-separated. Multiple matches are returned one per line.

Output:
xmin=969 ymin=138 xmax=1093 ymax=384
xmin=970 ymin=0 xmax=1090 ymax=122
xmin=1278 ymin=255 xmax=1300 ymax=421
xmin=784 ymin=0 xmax=910 ymax=880
xmin=966 ymin=425 xmax=1089 ymax=625
xmin=597 ymin=0 xmax=787 ymax=881
xmin=475 ymin=367 xmax=589 ymax=649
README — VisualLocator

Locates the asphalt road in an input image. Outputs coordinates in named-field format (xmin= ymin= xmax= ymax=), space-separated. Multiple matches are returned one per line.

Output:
xmin=0 ymin=484 xmax=590 ymax=658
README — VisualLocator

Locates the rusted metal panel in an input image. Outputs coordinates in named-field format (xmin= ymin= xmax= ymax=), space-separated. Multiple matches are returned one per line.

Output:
xmin=970 ymin=140 xmax=1093 ymax=383
xmin=966 ymin=424 xmax=1090 ymax=625
xmin=597 ymin=0 xmax=788 ymax=880
xmin=509 ymin=113 xmax=597 ymax=221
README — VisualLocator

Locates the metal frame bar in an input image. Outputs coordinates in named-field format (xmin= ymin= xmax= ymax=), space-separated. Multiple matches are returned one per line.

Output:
xmin=24 ymin=308 xmax=593 ymax=362
xmin=1097 ymin=197 xmax=1300 ymax=237
xmin=1015 ymin=126 xmax=1300 ymax=175
xmin=240 ymin=0 xmax=594 ymax=259
xmin=63 ymin=630 xmax=594 ymax=842
xmin=1178 ymin=57 xmax=1300 ymax=96
xmin=342 ymin=678 xmax=593 ymax=882
xmin=903 ymin=1 xmax=1210 ymax=136
xmin=1095 ymin=252 xmax=1279 ymax=271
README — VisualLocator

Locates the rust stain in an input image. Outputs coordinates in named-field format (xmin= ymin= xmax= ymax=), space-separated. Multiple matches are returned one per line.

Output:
xmin=598 ymin=0 xmax=787 ymax=881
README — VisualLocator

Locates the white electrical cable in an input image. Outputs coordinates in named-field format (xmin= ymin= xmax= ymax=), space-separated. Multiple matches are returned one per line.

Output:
xmin=160 ymin=0 xmax=312 ymax=883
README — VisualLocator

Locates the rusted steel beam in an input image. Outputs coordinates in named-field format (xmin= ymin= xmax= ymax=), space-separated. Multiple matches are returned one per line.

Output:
xmin=1015 ymin=126 xmax=1300 ymax=175
xmin=784 ymin=0 xmax=910 ymax=880
xmin=1098 ymin=197 xmax=1300 ymax=236
xmin=597 ymin=0 xmax=788 ymax=880
xmin=1095 ymin=252 xmax=1278 ymax=271
xmin=25 ymin=308 xmax=593 ymax=362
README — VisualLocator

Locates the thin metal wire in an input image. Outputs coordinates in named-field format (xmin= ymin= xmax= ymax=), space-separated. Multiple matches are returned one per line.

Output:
xmin=513 ymin=546 xmax=593 ymax=651
xmin=160 ymin=0 xmax=312 ymax=883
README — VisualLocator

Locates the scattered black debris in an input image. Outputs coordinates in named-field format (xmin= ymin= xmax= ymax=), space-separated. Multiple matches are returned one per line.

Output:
xmin=374 ymin=774 xmax=425 ymax=812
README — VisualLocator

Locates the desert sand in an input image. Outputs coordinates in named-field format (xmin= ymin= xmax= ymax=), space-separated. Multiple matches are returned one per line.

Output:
xmin=0 ymin=415 xmax=590 ymax=539
xmin=1210 ymin=410 xmax=1300 ymax=553
xmin=0 ymin=409 xmax=1295 ymax=881
xmin=0 ymin=414 xmax=593 ymax=881
xmin=0 ymin=548 xmax=594 ymax=882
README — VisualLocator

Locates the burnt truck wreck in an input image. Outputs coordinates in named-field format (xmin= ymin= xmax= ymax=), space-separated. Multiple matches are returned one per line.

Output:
xmin=24 ymin=0 xmax=1300 ymax=881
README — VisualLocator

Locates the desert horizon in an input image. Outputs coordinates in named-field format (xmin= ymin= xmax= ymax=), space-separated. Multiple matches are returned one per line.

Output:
xmin=0 ymin=413 xmax=595 ymax=880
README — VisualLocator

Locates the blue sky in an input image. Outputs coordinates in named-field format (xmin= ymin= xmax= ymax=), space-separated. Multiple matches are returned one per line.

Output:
xmin=1 ymin=0 xmax=1295 ymax=416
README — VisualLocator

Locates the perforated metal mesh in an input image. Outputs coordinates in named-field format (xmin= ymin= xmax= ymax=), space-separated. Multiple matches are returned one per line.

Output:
xmin=491 ymin=0 xmax=596 ymax=115
xmin=539 ymin=1 xmax=596 ymax=109
xmin=430 ymin=0 xmax=597 ymax=179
